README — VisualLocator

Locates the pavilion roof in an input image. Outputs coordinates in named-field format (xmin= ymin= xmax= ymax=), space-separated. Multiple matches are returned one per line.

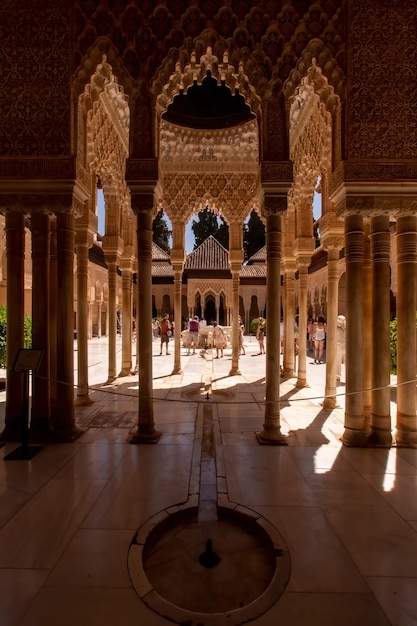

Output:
xmin=184 ymin=235 xmax=229 ymax=270
xmin=151 ymin=242 xmax=173 ymax=276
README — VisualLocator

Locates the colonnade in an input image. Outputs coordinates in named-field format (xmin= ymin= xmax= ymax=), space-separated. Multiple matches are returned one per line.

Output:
xmin=3 ymin=209 xmax=82 ymax=442
xmin=2 ymin=198 xmax=417 ymax=449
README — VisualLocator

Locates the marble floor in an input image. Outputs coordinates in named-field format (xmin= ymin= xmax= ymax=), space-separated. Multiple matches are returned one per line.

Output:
xmin=0 ymin=335 xmax=416 ymax=625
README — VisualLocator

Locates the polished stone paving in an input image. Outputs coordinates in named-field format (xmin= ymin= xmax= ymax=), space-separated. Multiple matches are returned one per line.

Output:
xmin=0 ymin=335 xmax=416 ymax=625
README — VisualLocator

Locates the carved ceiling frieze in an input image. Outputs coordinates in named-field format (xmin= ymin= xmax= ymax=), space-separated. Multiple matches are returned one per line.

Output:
xmin=0 ymin=0 xmax=71 ymax=156
xmin=348 ymin=1 xmax=417 ymax=160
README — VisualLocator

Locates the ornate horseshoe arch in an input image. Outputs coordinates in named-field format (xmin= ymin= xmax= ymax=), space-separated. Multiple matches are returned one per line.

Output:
xmin=288 ymin=59 xmax=340 ymax=240
xmin=153 ymin=47 xmax=262 ymax=227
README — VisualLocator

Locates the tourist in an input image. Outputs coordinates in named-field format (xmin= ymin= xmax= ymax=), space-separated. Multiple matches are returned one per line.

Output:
xmin=187 ymin=315 xmax=199 ymax=355
xmin=256 ymin=317 xmax=266 ymax=354
xmin=238 ymin=315 xmax=246 ymax=355
xmin=159 ymin=313 xmax=171 ymax=355
xmin=212 ymin=321 xmax=226 ymax=358
xmin=313 ymin=315 xmax=326 ymax=363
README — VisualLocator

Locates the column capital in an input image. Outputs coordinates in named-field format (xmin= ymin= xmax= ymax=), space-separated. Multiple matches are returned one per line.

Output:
xmin=102 ymin=234 xmax=123 ymax=259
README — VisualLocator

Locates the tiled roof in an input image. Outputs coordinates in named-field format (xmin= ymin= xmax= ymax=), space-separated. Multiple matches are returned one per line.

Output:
xmin=241 ymin=264 xmax=266 ymax=277
xmin=184 ymin=235 xmax=229 ymax=270
xmin=152 ymin=242 xmax=171 ymax=261
xmin=152 ymin=264 xmax=174 ymax=277
xmin=245 ymin=245 xmax=266 ymax=264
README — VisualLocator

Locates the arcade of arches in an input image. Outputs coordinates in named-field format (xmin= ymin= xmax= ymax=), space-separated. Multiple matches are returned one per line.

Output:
xmin=1 ymin=0 xmax=417 ymax=449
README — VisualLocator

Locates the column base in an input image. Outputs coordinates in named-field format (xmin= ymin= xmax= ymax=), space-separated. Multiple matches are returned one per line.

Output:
xmin=395 ymin=429 xmax=417 ymax=448
xmin=256 ymin=428 xmax=287 ymax=446
xmin=368 ymin=428 xmax=393 ymax=448
xmin=322 ymin=396 xmax=340 ymax=409
xmin=171 ymin=366 xmax=183 ymax=375
xmin=341 ymin=427 xmax=370 ymax=447
xmin=52 ymin=425 xmax=85 ymax=442
xmin=0 ymin=420 xmax=25 ymax=442
xmin=75 ymin=394 xmax=94 ymax=406
xmin=129 ymin=425 xmax=161 ymax=444
xmin=118 ymin=368 xmax=133 ymax=377
xmin=29 ymin=418 xmax=55 ymax=441
xmin=295 ymin=378 xmax=307 ymax=389
xmin=106 ymin=376 xmax=117 ymax=384
xmin=229 ymin=367 xmax=241 ymax=376
xmin=282 ymin=368 xmax=295 ymax=379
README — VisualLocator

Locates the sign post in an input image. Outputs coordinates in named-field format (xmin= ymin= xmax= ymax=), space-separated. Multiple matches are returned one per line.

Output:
xmin=4 ymin=348 xmax=44 ymax=461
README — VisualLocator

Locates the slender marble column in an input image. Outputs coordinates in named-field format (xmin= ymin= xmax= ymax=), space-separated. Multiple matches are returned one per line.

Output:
xmin=362 ymin=228 xmax=372 ymax=429
xmin=369 ymin=214 xmax=392 ymax=446
xmin=229 ymin=260 xmax=241 ymax=376
xmin=130 ymin=199 xmax=160 ymax=443
xmin=119 ymin=268 xmax=132 ymax=376
xmin=395 ymin=214 xmax=417 ymax=447
xmin=97 ymin=304 xmax=102 ymax=337
xmin=75 ymin=238 xmax=92 ymax=404
xmin=323 ymin=249 xmax=339 ymax=408
xmin=296 ymin=264 xmax=308 ymax=388
xmin=52 ymin=212 xmax=82 ymax=441
xmin=49 ymin=219 xmax=58 ymax=419
xmin=30 ymin=212 xmax=53 ymax=434
xmin=106 ymin=260 xmax=118 ymax=382
xmin=172 ymin=266 xmax=183 ymax=374
xmin=283 ymin=267 xmax=296 ymax=377
xmin=170 ymin=223 xmax=185 ymax=374
xmin=257 ymin=208 xmax=286 ymax=445
xmin=2 ymin=212 xmax=25 ymax=440
xmin=342 ymin=214 xmax=368 ymax=446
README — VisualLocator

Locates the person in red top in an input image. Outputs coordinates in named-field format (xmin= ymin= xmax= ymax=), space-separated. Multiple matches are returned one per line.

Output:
xmin=159 ymin=313 xmax=172 ymax=355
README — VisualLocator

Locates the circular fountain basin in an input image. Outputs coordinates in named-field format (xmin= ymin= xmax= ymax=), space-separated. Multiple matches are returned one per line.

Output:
xmin=128 ymin=504 xmax=290 ymax=625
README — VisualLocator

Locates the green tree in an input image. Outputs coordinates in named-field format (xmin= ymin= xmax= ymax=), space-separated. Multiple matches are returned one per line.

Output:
xmin=0 ymin=305 xmax=32 ymax=368
xmin=243 ymin=210 xmax=265 ymax=260
xmin=152 ymin=211 xmax=171 ymax=253
xmin=192 ymin=207 xmax=229 ymax=249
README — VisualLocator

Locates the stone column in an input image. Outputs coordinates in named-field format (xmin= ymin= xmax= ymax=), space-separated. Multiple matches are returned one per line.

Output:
xmin=323 ymin=248 xmax=340 ymax=408
xmin=282 ymin=264 xmax=296 ymax=377
xmin=257 ymin=201 xmax=286 ymax=445
xmin=295 ymin=263 xmax=308 ymax=388
xmin=229 ymin=267 xmax=241 ymax=375
xmin=395 ymin=214 xmax=417 ymax=447
xmin=171 ymin=222 xmax=185 ymax=375
xmin=30 ymin=211 xmax=53 ymax=435
xmin=2 ymin=212 xmax=25 ymax=440
xmin=229 ymin=235 xmax=243 ymax=375
xmin=51 ymin=212 xmax=82 ymax=441
xmin=342 ymin=214 xmax=368 ymax=446
xmin=105 ymin=258 xmax=118 ymax=382
xmin=49 ymin=219 xmax=58 ymax=418
xmin=75 ymin=235 xmax=93 ymax=404
xmin=97 ymin=303 xmax=102 ymax=337
xmin=129 ymin=196 xmax=160 ymax=443
xmin=88 ymin=302 xmax=93 ymax=339
xmin=369 ymin=214 xmax=392 ymax=446
xmin=171 ymin=267 xmax=183 ymax=374
xmin=362 ymin=227 xmax=372 ymax=428
xmin=119 ymin=265 xmax=133 ymax=376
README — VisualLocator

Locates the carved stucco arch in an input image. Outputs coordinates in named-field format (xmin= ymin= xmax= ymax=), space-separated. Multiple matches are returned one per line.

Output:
xmin=287 ymin=59 xmax=339 ymax=247
xmin=78 ymin=54 xmax=133 ymax=253
xmin=154 ymin=47 xmax=261 ymax=228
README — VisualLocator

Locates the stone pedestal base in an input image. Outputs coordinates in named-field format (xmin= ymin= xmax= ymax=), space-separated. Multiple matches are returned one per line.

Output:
xmin=256 ymin=429 xmax=287 ymax=446
xmin=129 ymin=426 xmax=161 ymax=444
xmin=52 ymin=425 xmax=84 ymax=442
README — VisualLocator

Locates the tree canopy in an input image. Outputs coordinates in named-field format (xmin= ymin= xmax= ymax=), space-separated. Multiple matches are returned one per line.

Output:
xmin=191 ymin=207 xmax=229 ymax=249
xmin=243 ymin=210 xmax=265 ymax=260
xmin=152 ymin=211 xmax=171 ymax=253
